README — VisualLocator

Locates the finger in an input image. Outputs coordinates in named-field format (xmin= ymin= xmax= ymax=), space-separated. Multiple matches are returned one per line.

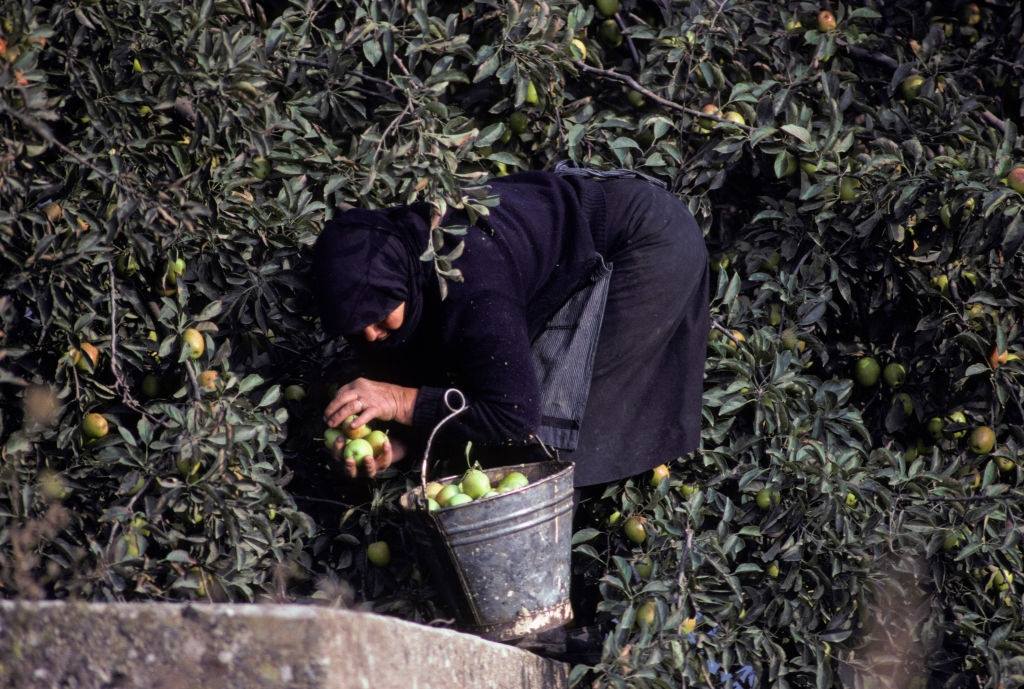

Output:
xmin=344 ymin=457 xmax=358 ymax=480
xmin=363 ymin=454 xmax=378 ymax=479
xmin=352 ymin=406 xmax=379 ymax=430
xmin=325 ymin=389 xmax=360 ymax=424
xmin=376 ymin=439 xmax=393 ymax=471
xmin=325 ymin=385 xmax=359 ymax=418
xmin=330 ymin=435 xmax=346 ymax=461
xmin=326 ymin=399 xmax=368 ymax=429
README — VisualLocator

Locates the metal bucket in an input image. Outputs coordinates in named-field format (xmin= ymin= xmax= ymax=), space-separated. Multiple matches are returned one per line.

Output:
xmin=399 ymin=389 xmax=575 ymax=642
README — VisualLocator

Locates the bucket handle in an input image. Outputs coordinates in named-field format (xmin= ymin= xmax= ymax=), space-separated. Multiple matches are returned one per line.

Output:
xmin=418 ymin=388 xmax=469 ymax=508
xmin=531 ymin=433 xmax=557 ymax=460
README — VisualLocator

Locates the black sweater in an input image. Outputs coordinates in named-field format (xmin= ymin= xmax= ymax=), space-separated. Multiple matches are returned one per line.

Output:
xmin=406 ymin=171 xmax=607 ymax=444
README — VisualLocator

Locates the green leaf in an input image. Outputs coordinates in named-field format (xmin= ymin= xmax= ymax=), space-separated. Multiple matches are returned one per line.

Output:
xmin=198 ymin=300 xmax=223 ymax=321
xmin=748 ymin=126 xmax=778 ymax=146
xmin=572 ymin=528 xmax=601 ymax=545
xmin=257 ymin=385 xmax=281 ymax=408
xmin=237 ymin=374 xmax=263 ymax=395
xmin=476 ymin=122 xmax=506 ymax=148
xmin=781 ymin=124 xmax=811 ymax=143
xmin=609 ymin=136 xmax=640 ymax=150
xmin=474 ymin=51 xmax=502 ymax=83
xmin=848 ymin=8 xmax=881 ymax=19
xmin=362 ymin=39 xmax=382 ymax=66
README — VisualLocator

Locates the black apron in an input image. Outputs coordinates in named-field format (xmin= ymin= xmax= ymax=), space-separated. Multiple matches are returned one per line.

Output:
xmin=530 ymin=161 xmax=667 ymax=453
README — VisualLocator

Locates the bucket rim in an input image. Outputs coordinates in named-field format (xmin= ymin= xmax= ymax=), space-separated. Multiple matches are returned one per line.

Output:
xmin=399 ymin=459 xmax=574 ymax=512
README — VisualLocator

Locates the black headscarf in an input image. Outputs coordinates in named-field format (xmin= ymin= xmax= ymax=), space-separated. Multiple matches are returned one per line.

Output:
xmin=311 ymin=202 xmax=433 ymax=351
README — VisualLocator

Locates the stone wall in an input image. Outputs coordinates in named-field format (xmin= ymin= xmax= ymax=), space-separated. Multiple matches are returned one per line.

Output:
xmin=0 ymin=601 xmax=568 ymax=689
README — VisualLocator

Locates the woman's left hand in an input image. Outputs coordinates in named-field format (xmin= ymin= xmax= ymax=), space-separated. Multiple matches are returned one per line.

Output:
xmin=324 ymin=377 xmax=417 ymax=430
xmin=329 ymin=431 xmax=408 ymax=480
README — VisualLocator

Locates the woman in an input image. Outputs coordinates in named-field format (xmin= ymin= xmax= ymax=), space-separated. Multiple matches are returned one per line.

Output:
xmin=312 ymin=165 xmax=710 ymax=490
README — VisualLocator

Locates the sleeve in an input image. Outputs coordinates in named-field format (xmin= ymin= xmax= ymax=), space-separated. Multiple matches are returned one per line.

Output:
xmin=410 ymin=284 xmax=541 ymax=446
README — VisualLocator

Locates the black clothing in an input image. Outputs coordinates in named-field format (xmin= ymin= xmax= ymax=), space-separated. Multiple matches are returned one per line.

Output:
xmin=560 ymin=177 xmax=710 ymax=485
xmin=399 ymin=171 xmax=609 ymax=445
xmin=313 ymin=170 xmax=709 ymax=487
xmin=312 ymin=204 xmax=432 ymax=346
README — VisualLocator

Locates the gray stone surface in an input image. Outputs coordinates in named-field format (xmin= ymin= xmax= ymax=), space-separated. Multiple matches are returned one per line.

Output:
xmin=0 ymin=601 xmax=568 ymax=689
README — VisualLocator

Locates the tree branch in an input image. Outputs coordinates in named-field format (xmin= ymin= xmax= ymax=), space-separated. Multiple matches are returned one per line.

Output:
xmin=990 ymin=56 xmax=1023 ymax=72
xmin=828 ymin=46 xmax=1008 ymax=135
xmin=572 ymin=60 xmax=751 ymax=128
xmin=1 ymin=102 xmax=184 ymax=233
xmin=711 ymin=319 xmax=741 ymax=344
xmin=898 ymin=492 xmax=1023 ymax=504
xmin=105 ymin=477 xmax=153 ymax=550
xmin=978 ymin=109 xmax=1006 ymax=134
xmin=107 ymin=263 xmax=163 ymax=425
xmin=184 ymin=359 xmax=203 ymax=400
xmin=372 ymin=99 xmax=414 ymax=163
xmin=291 ymin=59 xmax=403 ymax=95
xmin=0 ymin=101 xmax=121 ymax=186
xmin=845 ymin=45 xmax=898 ymax=70
xmin=293 ymin=494 xmax=350 ymax=508
xmin=614 ymin=12 xmax=642 ymax=67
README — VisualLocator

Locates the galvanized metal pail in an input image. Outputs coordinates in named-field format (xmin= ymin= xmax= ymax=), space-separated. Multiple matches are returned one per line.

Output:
xmin=399 ymin=389 xmax=575 ymax=642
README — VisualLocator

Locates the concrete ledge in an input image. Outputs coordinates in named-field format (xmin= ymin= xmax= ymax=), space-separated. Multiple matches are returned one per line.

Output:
xmin=0 ymin=601 xmax=568 ymax=689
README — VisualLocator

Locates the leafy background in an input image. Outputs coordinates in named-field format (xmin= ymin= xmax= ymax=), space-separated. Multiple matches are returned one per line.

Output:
xmin=2 ymin=0 xmax=1024 ymax=687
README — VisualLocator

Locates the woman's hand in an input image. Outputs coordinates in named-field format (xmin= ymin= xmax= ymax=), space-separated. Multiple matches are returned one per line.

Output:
xmin=330 ymin=434 xmax=407 ymax=479
xmin=324 ymin=377 xmax=418 ymax=430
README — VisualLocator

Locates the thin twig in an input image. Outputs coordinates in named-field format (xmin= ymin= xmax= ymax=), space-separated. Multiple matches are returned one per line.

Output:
xmin=355 ymin=69 xmax=403 ymax=92
xmin=71 ymin=359 xmax=81 ymax=416
xmin=293 ymin=494 xmax=350 ymax=508
xmin=105 ymin=477 xmax=153 ymax=550
xmin=841 ymin=38 xmax=1009 ymax=144
xmin=2 ymin=102 xmax=184 ymax=232
xmin=978 ymin=110 xmax=1006 ymax=134
xmin=291 ymin=59 xmax=403 ymax=94
xmin=845 ymin=45 xmax=898 ymax=70
xmin=711 ymin=319 xmax=740 ymax=343
xmin=107 ymin=263 xmax=163 ymax=425
xmin=372 ymin=99 xmax=414 ymax=162
xmin=184 ymin=360 xmax=202 ymax=400
xmin=839 ymin=41 xmax=1007 ymax=142
xmin=168 ymin=165 xmax=205 ymax=191
xmin=613 ymin=12 xmax=641 ymax=67
xmin=572 ymin=60 xmax=751 ymax=128
xmin=0 ymin=102 xmax=121 ymax=186
xmin=706 ymin=0 xmax=729 ymax=31
xmin=897 ymin=492 xmax=1023 ymax=504
xmin=107 ymin=263 xmax=126 ymax=396
xmin=991 ymin=56 xmax=1023 ymax=72
xmin=392 ymin=54 xmax=413 ymax=79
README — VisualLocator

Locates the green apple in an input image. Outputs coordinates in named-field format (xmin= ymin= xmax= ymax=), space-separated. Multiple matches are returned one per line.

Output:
xmin=324 ymin=428 xmax=342 ymax=451
xmin=497 ymin=471 xmax=529 ymax=492
xmin=342 ymin=414 xmax=371 ymax=440
xmin=342 ymin=438 xmax=373 ymax=464
xmin=366 ymin=430 xmax=388 ymax=455
xmin=901 ymin=74 xmax=925 ymax=100
xmin=1007 ymin=166 xmax=1024 ymax=194
xmin=461 ymin=469 xmax=491 ymax=499
xmin=446 ymin=493 xmax=473 ymax=507
xmin=436 ymin=484 xmax=461 ymax=506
